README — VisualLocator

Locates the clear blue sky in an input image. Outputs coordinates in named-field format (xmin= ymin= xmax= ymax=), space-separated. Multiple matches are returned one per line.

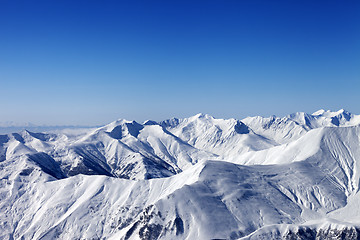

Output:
xmin=1 ymin=1 xmax=359 ymax=125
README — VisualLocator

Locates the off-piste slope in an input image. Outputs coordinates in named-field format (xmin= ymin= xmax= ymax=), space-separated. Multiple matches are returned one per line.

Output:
xmin=1 ymin=109 xmax=360 ymax=240
xmin=233 ymin=125 xmax=360 ymax=189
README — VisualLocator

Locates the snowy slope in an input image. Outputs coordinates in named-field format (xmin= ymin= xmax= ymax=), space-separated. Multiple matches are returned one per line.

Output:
xmin=242 ymin=109 xmax=360 ymax=144
xmin=1 ymin=109 xmax=360 ymax=239
xmin=1 ymin=154 xmax=359 ymax=239
xmin=161 ymin=113 xmax=277 ymax=158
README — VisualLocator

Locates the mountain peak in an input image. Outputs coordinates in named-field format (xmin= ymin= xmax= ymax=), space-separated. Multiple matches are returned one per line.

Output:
xmin=336 ymin=108 xmax=351 ymax=116
xmin=312 ymin=109 xmax=326 ymax=116
xmin=109 ymin=118 xmax=137 ymax=126
xmin=312 ymin=109 xmax=352 ymax=117
xmin=193 ymin=113 xmax=213 ymax=119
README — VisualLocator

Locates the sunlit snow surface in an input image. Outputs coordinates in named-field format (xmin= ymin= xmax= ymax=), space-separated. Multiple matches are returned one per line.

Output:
xmin=1 ymin=109 xmax=360 ymax=239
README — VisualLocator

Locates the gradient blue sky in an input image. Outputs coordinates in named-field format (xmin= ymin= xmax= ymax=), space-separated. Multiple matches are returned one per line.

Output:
xmin=1 ymin=1 xmax=359 ymax=125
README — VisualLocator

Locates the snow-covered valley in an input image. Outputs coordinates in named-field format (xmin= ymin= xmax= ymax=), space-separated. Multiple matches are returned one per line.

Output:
xmin=1 ymin=109 xmax=360 ymax=239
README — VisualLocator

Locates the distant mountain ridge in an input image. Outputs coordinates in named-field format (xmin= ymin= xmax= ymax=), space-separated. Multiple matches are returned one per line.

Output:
xmin=1 ymin=109 xmax=360 ymax=239
xmin=0 ymin=123 xmax=95 ymax=134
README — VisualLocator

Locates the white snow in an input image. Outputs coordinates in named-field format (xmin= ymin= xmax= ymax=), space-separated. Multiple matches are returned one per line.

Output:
xmin=1 ymin=109 xmax=360 ymax=239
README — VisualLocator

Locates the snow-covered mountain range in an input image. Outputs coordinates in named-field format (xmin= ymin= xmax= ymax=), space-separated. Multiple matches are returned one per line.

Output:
xmin=1 ymin=109 xmax=360 ymax=239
